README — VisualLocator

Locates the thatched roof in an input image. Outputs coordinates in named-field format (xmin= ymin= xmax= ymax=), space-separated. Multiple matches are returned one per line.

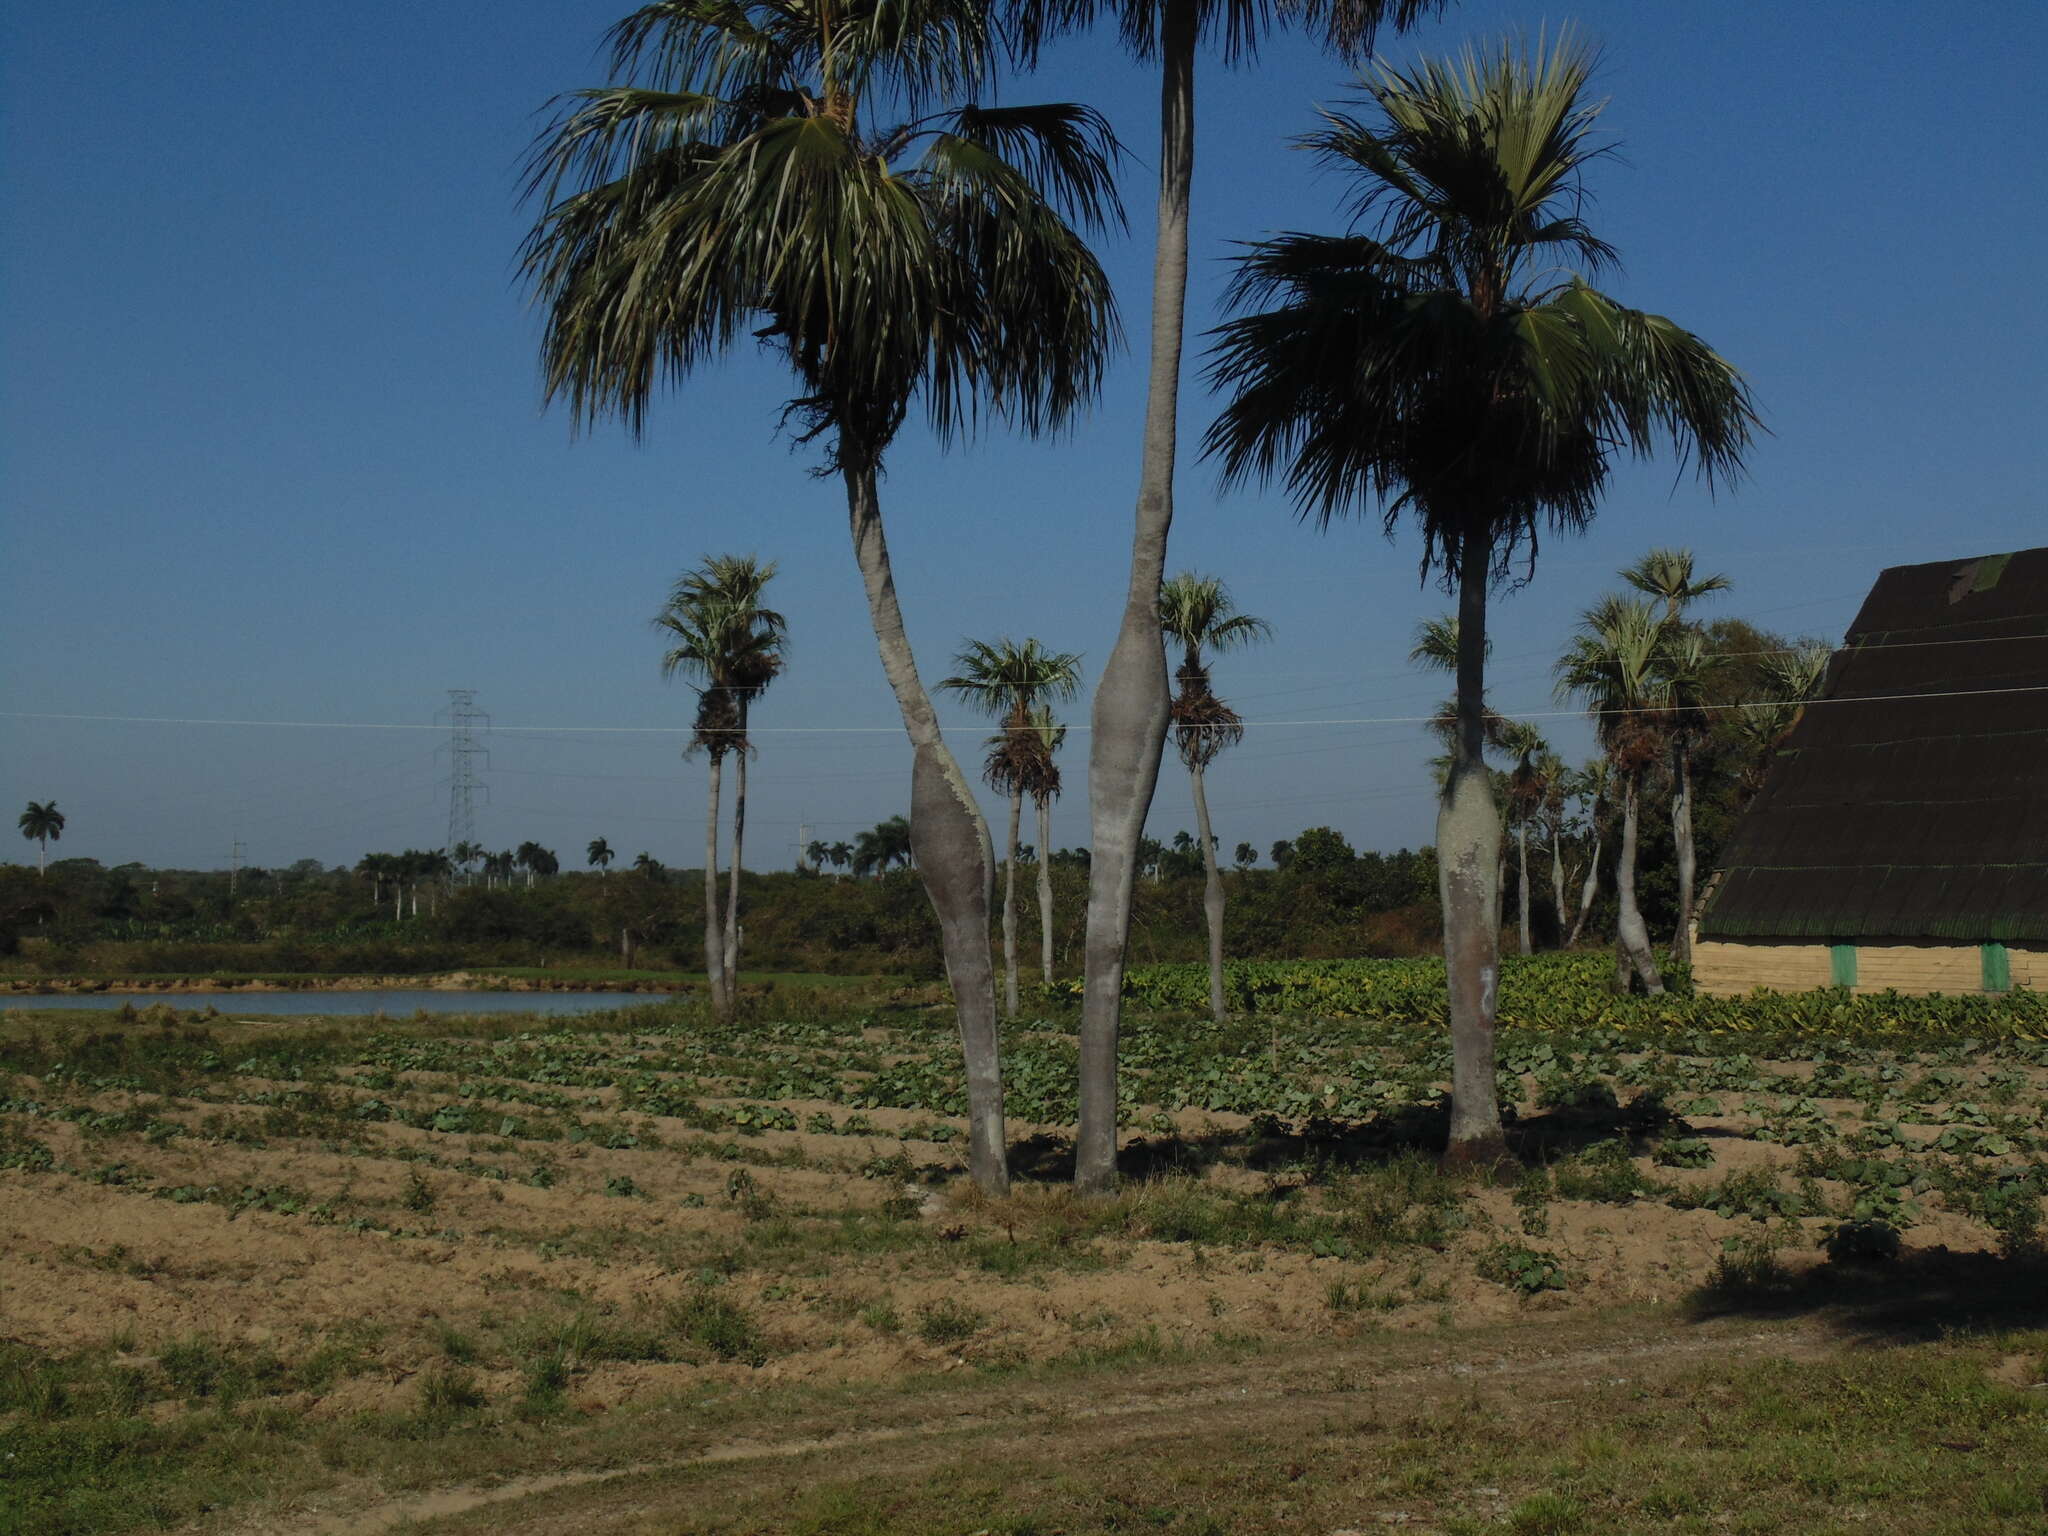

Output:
xmin=1698 ymin=546 xmax=2048 ymax=943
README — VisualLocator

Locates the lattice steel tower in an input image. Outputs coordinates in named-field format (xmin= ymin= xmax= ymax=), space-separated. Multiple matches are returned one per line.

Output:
xmin=438 ymin=689 xmax=488 ymax=864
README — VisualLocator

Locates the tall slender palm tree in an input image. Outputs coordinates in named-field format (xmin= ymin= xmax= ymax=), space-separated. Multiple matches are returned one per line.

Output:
xmin=1010 ymin=0 xmax=1442 ymax=1200
xmin=940 ymin=638 xmax=1084 ymax=1018
xmin=524 ymin=0 xmax=1120 ymax=1194
xmin=1158 ymin=573 xmax=1270 ymax=1022
xmin=587 ymin=837 xmax=615 ymax=875
xmin=17 ymin=802 xmax=64 ymax=877
xmin=1022 ymin=706 xmax=1068 ymax=984
xmin=1204 ymin=36 xmax=1756 ymax=1164
xmin=1623 ymin=547 xmax=1729 ymax=967
xmin=657 ymin=555 xmax=788 ymax=1011
xmin=1533 ymin=747 xmax=1570 ymax=945
xmin=1562 ymin=759 xmax=1610 ymax=947
xmin=1557 ymin=596 xmax=1670 ymax=994
xmin=1498 ymin=720 xmax=1548 ymax=957
xmin=1651 ymin=624 xmax=1722 ymax=968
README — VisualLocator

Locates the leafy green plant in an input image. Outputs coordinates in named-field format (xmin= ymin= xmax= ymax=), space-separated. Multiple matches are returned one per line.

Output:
xmin=1476 ymin=1242 xmax=1569 ymax=1295
xmin=1654 ymin=1136 xmax=1714 ymax=1170
xmin=1821 ymin=1218 xmax=1902 ymax=1265
xmin=666 ymin=1287 xmax=766 ymax=1366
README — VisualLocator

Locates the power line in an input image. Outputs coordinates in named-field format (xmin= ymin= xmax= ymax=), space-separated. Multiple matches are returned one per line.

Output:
xmin=9 ymin=679 xmax=2048 ymax=738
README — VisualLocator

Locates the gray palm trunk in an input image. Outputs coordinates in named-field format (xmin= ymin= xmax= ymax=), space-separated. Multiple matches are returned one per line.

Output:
xmin=1670 ymin=739 xmax=1695 ymax=971
xmin=1003 ymin=787 xmax=1022 ymax=1019
xmin=724 ymin=717 xmax=747 ymax=991
xmin=1440 ymin=534 xmax=1509 ymax=1165
xmin=1566 ymin=803 xmax=1603 ymax=948
xmin=844 ymin=451 xmax=1008 ymax=1194
xmin=1076 ymin=0 xmax=1195 ymax=1197
xmin=1036 ymin=797 xmax=1055 ymax=984
xmin=1613 ymin=771 xmax=1665 ymax=993
xmin=1189 ymin=760 xmax=1227 ymax=1023
xmin=1516 ymin=822 xmax=1532 ymax=957
xmin=1549 ymin=822 xmax=1566 ymax=947
xmin=704 ymin=754 xmax=731 ymax=1018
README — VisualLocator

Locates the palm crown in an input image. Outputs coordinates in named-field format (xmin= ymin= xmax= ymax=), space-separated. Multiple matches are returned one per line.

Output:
xmin=940 ymin=637 xmax=1083 ymax=796
xmin=1204 ymin=34 xmax=1757 ymax=580
xmin=522 ymin=0 xmax=1122 ymax=460
xmin=1157 ymin=573 xmax=1268 ymax=770
xmin=655 ymin=555 xmax=789 ymax=758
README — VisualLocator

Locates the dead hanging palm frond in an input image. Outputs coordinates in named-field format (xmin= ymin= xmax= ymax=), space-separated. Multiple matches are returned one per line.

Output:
xmin=1172 ymin=663 xmax=1245 ymax=770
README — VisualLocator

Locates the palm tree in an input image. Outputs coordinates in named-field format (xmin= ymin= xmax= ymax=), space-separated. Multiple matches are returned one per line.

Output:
xmin=1011 ymin=0 xmax=1439 ymax=1201
xmin=852 ymin=816 xmax=915 ymax=878
xmin=587 ymin=837 xmax=614 ymax=875
xmin=524 ymin=1 xmax=1121 ymax=1194
xmin=1733 ymin=643 xmax=1831 ymax=789
xmin=515 ymin=840 xmax=546 ymax=891
xmin=1533 ymin=747 xmax=1570 ymax=946
xmin=1557 ymin=596 xmax=1671 ymax=994
xmin=1562 ymin=758 xmax=1610 ymax=948
xmin=1233 ymin=842 xmax=1257 ymax=871
xmin=1623 ymin=547 xmax=1730 ymax=967
xmin=1007 ymin=0 xmax=1441 ymax=1204
xmin=633 ymin=851 xmax=663 ymax=878
xmin=1204 ymin=37 xmax=1757 ymax=1164
xmin=1022 ymin=707 xmax=1068 ymax=984
xmin=1157 ymin=573 xmax=1270 ymax=1021
xmin=656 ymin=554 xmax=788 ymax=1017
xmin=1498 ymin=720 xmax=1548 ymax=957
xmin=18 ymin=801 xmax=64 ymax=877
xmin=940 ymin=638 xmax=1083 ymax=1018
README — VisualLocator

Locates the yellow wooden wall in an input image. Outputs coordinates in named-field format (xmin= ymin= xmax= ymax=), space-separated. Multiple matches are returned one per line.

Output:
xmin=1694 ymin=939 xmax=2046 ymax=997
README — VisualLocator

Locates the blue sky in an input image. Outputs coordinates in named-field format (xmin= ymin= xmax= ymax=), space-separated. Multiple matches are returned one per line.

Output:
xmin=4 ymin=1 xmax=2044 ymax=873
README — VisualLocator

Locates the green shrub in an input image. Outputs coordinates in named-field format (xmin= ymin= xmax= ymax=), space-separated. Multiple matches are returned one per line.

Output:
xmin=914 ymin=1298 xmax=986 ymax=1347
xmin=667 ymin=1288 xmax=766 ymax=1366
xmin=1821 ymin=1219 xmax=1902 ymax=1265
xmin=1476 ymin=1242 xmax=1569 ymax=1295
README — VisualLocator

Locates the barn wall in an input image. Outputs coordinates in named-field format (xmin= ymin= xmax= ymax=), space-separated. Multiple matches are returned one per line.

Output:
xmin=1694 ymin=939 xmax=2047 ymax=997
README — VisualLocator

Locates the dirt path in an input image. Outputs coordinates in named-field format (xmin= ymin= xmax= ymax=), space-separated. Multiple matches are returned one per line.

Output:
xmin=262 ymin=1310 xmax=1838 ymax=1536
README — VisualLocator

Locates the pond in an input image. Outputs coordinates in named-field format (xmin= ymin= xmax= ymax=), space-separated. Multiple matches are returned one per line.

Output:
xmin=0 ymin=990 xmax=681 ymax=1018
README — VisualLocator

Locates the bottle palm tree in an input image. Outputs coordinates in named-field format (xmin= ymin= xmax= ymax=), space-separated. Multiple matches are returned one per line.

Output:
xmin=1022 ymin=707 xmax=1068 ymax=985
xmin=523 ymin=1 xmax=1121 ymax=1194
xmin=1556 ymin=596 xmax=1671 ymax=994
xmin=940 ymin=638 xmax=1084 ymax=1018
xmin=587 ymin=837 xmax=614 ymax=875
xmin=1498 ymin=720 xmax=1549 ymax=957
xmin=18 ymin=801 xmax=64 ymax=877
xmin=1204 ymin=36 xmax=1756 ymax=1164
xmin=1534 ymin=747 xmax=1570 ymax=946
xmin=1623 ymin=547 xmax=1730 ymax=967
xmin=656 ymin=554 xmax=788 ymax=1016
xmin=1157 ymin=573 xmax=1270 ymax=1021
xmin=1011 ymin=0 xmax=1440 ymax=1200
xmin=1563 ymin=759 xmax=1610 ymax=948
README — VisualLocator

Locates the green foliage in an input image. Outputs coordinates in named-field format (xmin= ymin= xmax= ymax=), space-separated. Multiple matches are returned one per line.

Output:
xmin=1476 ymin=1242 xmax=1569 ymax=1295
xmin=914 ymin=1298 xmax=987 ymax=1347
xmin=666 ymin=1287 xmax=766 ymax=1366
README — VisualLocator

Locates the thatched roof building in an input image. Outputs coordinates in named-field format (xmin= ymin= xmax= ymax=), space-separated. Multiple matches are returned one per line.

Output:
xmin=1694 ymin=545 xmax=2048 ymax=996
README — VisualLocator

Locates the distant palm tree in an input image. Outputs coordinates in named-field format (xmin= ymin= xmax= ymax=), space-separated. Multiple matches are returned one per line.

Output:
xmin=1498 ymin=721 xmax=1549 ymax=957
xmin=941 ymin=639 xmax=1083 ymax=1018
xmin=656 ymin=556 xmax=787 ymax=1020
xmin=1233 ymin=842 xmax=1257 ymax=871
xmin=1205 ymin=36 xmax=1755 ymax=1162
xmin=18 ymin=801 xmax=64 ymax=877
xmin=1624 ymin=547 xmax=1731 ymax=966
xmin=1022 ymin=707 xmax=1068 ymax=984
xmin=632 ymin=851 xmax=663 ymax=878
xmin=587 ymin=837 xmax=614 ymax=875
xmin=661 ymin=555 xmax=787 ymax=1002
xmin=1563 ymin=759 xmax=1611 ymax=949
xmin=1733 ymin=643 xmax=1831 ymax=789
xmin=1158 ymin=574 xmax=1270 ymax=1022
xmin=1557 ymin=597 xmax=1670 ymax=993
xmin=852 ymin=817 xmax=914 ymax=879
xmin=522 ymin=4 xmax=1121 ymax=1192
xmin=1534 ymin=747 xmax=1571 ymax=946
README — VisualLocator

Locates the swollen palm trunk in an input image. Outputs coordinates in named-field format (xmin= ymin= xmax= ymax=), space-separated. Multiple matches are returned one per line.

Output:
xmin=1670 ymin=742 xmax=1695 ymax=971
xmin=1037 ymin=798 xmax=1055 ymax=985
xmin=704 ymin=756 xmax=730 ymax=1019
xmin=1190 ymin=761 xmax=1227 ymax=1023
xmin=1568 ymin=821 xmax=1602 ymax=948
xmin=1614 ymin=772 xmax=1665 ymax=994
xmin=1442 ymin=547 xmax=1509 ymax=1165
xmin=1076 ymin=2 xmax=1195 ymax=1198
xmin=725 ymin=738 xmax=747 ymax=992
xmin=845 ymin=454 xmax=1008 ymax=1194
xmin=1003 ymin=789 xmax=1021 ymax=1019
xmin=1517 ymin=823 xmax=1532 ymax=957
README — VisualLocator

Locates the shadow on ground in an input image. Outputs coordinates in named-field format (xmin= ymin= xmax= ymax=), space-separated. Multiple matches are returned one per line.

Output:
xmin=1688 ymin=1245 xmax=2048 ymax=1344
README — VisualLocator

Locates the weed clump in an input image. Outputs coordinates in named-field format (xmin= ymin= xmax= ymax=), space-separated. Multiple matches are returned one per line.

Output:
xmin=666 ymin=1287 xmax=766 ymax=1366
xmin=1476 ymin=1242 xmax=1569 ymax=1295
xmin=914 ymin=1298 xmax=986 ymax=1347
